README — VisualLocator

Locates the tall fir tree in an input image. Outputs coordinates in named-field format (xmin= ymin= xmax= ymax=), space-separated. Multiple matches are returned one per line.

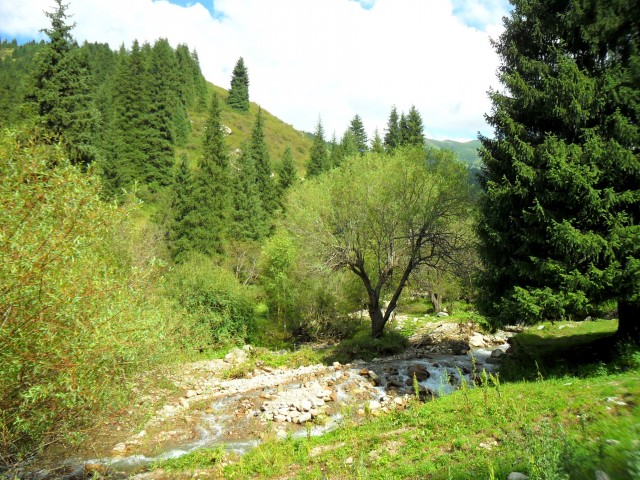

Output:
xmin=370 ymin=128 xmax=384 ymax=154
xmin=403 ymin=105 xmax=425 ymax=147
xmin=231 ymin=144 xmax=269 ymax=241
xmin=383 ymin=105 xmax=401 ymax=151
xmin=26 ymin=0 xmax=97 ymax=166
xmin=398 ymin=112 xmax=409 ymax=146
xmin=227 ymin=56 xmax=250 ymax=111
xmin=102 ymin=41 xmax=152 ymax=194
xmin=349 ymin=114 xmax=368 ymax=155
xmin=145 ymin=38 xmax=179 ymax=188
xmin=276 ymin=145 xmax=297 ymax=210
xmin=250 ymin=108 xmax=276 ymax=215
xmin=477 ymin=0 xmax=640 ymax=341
xmin=169 ymin=155 xmax=196 ymax=262
xmin=328 ymin=131 xmax=341 ymax=168
xmin=306 ymin=117 xmax=329 ymax=177
xmin=190 ymin=92 xmax=231 ymax=255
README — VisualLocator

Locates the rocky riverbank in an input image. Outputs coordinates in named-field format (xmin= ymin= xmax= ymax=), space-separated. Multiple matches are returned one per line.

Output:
xmin=16 ymin=320 xmax=518 ymax=479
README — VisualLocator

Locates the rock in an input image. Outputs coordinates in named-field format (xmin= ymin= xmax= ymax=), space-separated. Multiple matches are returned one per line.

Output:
xmin=360 ymin=368 xmax=369 ymax=376
xmin=490 ymin=348 xmax=505 ymax=359
xmin=224 ymin=347 xmax=249 ymax=364
xmin=407 ymin=366 xmax=430 ymax=381
xmin=84 ymin=463 xmax=108 ymax=477
xmin=300 ymin=400 xmax=313 ymax=412
xmin=297 ymin=412 xmax=312 ymax=424
xmin=345 ymin=457 xmax=353 ymax=465
xmin=436 ymin=311 xmax=449 ymax=317
xmin=507 ymin=473 xmax=529 ymax=480
xmin=274 ymin=414 xmax=287 ymax=422
xmin=469 ymin=333 xmax=486 ymax=348
xmin=537 ymin=325 xmax=545 ymax=330
xmin=368 ymin=370 xmax=380 ymax=384
xmin=594 ymin=470 xmax=611 ymax=480
xmin=606 ymin=396 xmax=627 ymax=406
xmin=221 ymin=124 xmax=232 ymax=135
xmin=112 ymin=443 xmax=127 ymax=455
xmin=368 ymin=400 xmax=381 ymax=410
xmin=393 ymin=397 xmax=405 ymax=406
xmin=451 ymin=340 xmax=470 ymax=355
xmin=185 ymin=389 xmax=197 ymax=398
xmin=486 ymin=356 xmax=502 ymax=364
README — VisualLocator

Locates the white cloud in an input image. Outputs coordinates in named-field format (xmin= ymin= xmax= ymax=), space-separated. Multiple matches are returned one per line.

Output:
xmin=0 ymin=0 xmax=510 ymax=140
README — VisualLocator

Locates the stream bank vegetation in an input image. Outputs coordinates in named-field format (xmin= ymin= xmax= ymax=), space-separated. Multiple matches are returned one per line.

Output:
xmin=1 ymin=0 xmax=638 ymax=476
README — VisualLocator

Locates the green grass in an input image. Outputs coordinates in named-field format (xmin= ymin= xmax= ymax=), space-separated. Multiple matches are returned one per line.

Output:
xmin=177 ymin=83 xmax=313 ymax=176
xmin=149 ymin=354 xmax=640 ymax=479
xmin=147 ymin=319 xmax=640 ymax=479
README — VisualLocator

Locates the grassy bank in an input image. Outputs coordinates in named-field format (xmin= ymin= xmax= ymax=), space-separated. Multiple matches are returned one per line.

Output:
xmin=148 ymin=319 xmax=640 ymax=479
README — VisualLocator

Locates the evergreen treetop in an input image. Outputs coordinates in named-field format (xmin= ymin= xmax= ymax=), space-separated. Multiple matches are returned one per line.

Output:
xmin=307 ymin=117 xmax=329 ymax=177
xmin=227 ymin=56 xmax=250 ymax=111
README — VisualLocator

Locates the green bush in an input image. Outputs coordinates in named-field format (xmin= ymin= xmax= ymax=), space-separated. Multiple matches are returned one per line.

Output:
xmin=0 ymin=126 xmax=180 ymax=463
xmin=166 ymin=254 xmax=256 ymax=346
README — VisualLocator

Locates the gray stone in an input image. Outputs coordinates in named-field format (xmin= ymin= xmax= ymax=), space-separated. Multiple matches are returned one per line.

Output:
xmin=368 ymin=400 xmax=381 ymax=410
xmin=296 ymin=412 xmax=312 ymax=424
xmin=507 ymin=473 xmax=529 ymax=480
xmin=436 ymin=311 xmax=449 ymax=317
xmin=594 ymin=471 xmax=610 ymax=480
xmin=490 ymin=348 xmax=505 ymax=359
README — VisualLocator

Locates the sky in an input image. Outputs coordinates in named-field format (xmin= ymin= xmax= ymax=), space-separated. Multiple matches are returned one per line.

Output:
xmin=0 ymin=0 xmax=512 ymax=141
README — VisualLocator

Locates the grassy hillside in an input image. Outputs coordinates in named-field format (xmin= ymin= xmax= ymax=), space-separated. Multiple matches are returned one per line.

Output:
xmin=426 ymin=138 xmax=482 ymax=167
xmin=179 ymin=84 xmax=313 ymax=174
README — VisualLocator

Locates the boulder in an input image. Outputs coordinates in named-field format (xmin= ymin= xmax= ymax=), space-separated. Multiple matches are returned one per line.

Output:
xmin=490 ymin=348 xmax=505 ymax=359
xmin=224 ymin=347 xmax=249 ymax=364
xmin=407 ymin=366 xmax=430 ymax=382
xmin=368 ymin=400 xmax=382 ymax=410
xmin=507 ymin=474 xmax=529 ymax=480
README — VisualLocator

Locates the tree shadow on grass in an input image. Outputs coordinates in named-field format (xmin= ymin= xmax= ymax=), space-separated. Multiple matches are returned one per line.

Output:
xmin=500 ymin=327 xmax=628 ymax=381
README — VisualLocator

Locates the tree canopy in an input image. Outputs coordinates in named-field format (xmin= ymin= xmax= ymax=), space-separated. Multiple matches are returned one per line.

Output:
xmin=477 ymin=0 xmax=640 ymax=341
xmin=286 ymin=147 xmax=474 ymax=338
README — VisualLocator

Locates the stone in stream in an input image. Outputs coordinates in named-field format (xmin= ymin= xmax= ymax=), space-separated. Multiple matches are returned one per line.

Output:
xmin=407 ymin=365 xmax=430 ymax=382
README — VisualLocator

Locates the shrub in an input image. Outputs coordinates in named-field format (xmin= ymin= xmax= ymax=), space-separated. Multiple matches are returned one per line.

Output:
xmin=166 ymin=254 xmax=256 ymax=346
xmin=0 ymin=126 xmax=178 ymax=463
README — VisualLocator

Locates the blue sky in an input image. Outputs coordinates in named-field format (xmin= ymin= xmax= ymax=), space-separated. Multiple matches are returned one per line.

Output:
xmin=0 ymin=0 xmax=512 ymax=141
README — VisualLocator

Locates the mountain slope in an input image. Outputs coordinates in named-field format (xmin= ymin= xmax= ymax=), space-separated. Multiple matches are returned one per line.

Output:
xmin=180 ymin=84 xmax=312 ymax=174
xmin=425 ymin=138 xmax=482 ymax=167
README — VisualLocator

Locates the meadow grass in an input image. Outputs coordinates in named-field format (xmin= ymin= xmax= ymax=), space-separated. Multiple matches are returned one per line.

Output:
xmin=148 ymin=319 xmax=639 ymax=479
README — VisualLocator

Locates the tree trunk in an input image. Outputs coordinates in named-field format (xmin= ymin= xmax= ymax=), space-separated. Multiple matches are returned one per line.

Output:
xmin=430 ymin=291 xmax=442 ymax=313
xmin=370 ymin=307 xmax=386 ymax=339
xmin=616 ymin=299 xmax=640 ymax=343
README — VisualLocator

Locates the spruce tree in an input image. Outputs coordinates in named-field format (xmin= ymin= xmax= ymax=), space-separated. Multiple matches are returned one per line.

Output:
xmin=145 ymin=38 xmax=179 ymax=188
xmin=250 ymin=108 xmax=276 ymax=215
xmin=349 ymin=114 xmax=368 ymax=155
xmin=328 ymin=131 xmax=341 ymax=168
xmin=276 ymin=145 xmax=297 ymax=210
xmin=383 ymin=105 xmax=401 ymax=151
xmin=477 ymin=0 xmax=640 ymax=341
xmin=169 ymin=155 xmax=195 ymax=262
xmin=307 ymin=118 xmax=329 ymax=177
xmin=103 ymin=41 xmax=152 ymax=192
xmin=26 ymin=0 xmax=97 ymax=166
xmin=227 ymin=57 xmax=250 ymax=111
xmin=189 ymin=92 xmax=230 ymax=256
xmin=370 ymin=128 xmax=384 ymax=154
xmin=230 ymin=145 xmax=268 ymax=241
xmin=404 ymin=105 xmax=424 ymax=147
xmin=398 ymin=112 xmax=409 ymax=146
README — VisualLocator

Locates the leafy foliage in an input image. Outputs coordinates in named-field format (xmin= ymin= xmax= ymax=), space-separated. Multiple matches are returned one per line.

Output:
xmin=0 ymin=126 xmax=179 ymax=462
xmin=286 ymin=147 xmax=475 ymax=337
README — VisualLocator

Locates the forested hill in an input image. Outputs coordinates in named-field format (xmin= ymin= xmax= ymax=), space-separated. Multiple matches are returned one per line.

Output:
xmin=0 ymin=39 xmax=312 ymax=176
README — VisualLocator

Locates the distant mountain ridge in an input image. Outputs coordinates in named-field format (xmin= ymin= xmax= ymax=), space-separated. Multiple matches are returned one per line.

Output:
xmin=425 ymin=138 xmax=482 ymax=167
